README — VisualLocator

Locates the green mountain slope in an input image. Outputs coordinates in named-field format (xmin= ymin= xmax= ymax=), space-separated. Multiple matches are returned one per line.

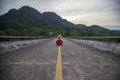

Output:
xmin=0 ymin=6 xmax=120 ymax=37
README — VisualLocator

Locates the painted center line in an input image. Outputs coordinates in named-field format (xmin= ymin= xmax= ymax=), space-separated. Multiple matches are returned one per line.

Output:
xmin=55 ymin=46 xmax=63 ymax=80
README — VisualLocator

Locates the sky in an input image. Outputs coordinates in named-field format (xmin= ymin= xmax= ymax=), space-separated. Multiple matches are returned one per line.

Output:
xmin=0 ymin=0 xmax=120 ymax=30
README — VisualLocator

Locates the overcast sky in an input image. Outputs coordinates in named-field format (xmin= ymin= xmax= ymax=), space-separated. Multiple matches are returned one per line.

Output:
xmin=0 ymin=0 xmax=120 ymax=30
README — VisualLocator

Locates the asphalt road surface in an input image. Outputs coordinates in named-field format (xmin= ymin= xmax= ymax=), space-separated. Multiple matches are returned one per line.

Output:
xmin=0 ymin=38 xmax=120 ymax=80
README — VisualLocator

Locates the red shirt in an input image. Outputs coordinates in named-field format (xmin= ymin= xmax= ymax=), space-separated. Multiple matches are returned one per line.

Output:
xmin=56 ymin=39 xmax=63 ymax=46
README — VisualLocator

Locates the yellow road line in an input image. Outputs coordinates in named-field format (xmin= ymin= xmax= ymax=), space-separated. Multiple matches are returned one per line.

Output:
xmin=55 ymin=46 xmax=63 ymax=80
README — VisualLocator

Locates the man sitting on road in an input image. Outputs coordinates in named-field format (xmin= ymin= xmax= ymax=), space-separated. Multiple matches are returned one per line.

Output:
xmin=56 ymin=37 xmax=63 ymax=46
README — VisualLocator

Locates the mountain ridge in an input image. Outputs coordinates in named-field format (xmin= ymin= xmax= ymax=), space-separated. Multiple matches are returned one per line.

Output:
xmin=0 ymin=6 xmax=120 ymax=37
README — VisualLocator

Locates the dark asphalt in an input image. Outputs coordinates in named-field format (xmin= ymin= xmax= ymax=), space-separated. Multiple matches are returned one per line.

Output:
xmin=0 ymin=38 xmax=120 ymax=80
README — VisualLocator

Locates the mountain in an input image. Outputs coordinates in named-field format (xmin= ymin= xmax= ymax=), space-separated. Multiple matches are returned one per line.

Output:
xmin=0 ymin=6 xmax=46 ymax=30
xmin=0 ymin=6 xmax=75 ymax=30
xmin=42 ymin=12 xmax=75 ymax=27
xmin=88 ymin=25 xmax=112 ymax=35
xmin=0 ymin=6 xmax=120 ymax=37
xmin=75 ymin=24 xmax=87 ymax=29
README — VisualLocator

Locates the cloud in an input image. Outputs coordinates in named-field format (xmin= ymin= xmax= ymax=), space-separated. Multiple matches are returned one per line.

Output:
xmin=0 ymin=0 xmax=120 ymax=28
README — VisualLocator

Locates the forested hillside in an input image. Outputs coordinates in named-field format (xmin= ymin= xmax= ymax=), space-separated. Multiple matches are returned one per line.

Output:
xmin=0 ymin=6 xmax=120 ymax=37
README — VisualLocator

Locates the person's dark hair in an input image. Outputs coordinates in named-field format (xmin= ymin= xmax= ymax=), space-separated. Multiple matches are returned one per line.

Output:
xmin=58 ymin=37 xmax=60 ymax=39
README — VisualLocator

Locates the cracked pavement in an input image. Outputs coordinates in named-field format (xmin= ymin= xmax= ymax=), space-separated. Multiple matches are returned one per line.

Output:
xmin=0 ymin=38 xmax=120 ymax=80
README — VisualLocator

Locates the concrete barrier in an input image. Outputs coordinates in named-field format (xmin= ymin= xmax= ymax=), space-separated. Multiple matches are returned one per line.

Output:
xmin=70 ymin=39 xmax=120 ymax=55
xmin=0 ymin=39 xmax=48 ymax=54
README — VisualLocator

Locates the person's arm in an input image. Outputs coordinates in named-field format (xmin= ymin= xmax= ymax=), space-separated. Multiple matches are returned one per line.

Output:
xmin=56 ymin=40 xmax=58 ymax=44
xmin=61 ymin=40 xmax=63 ymax=44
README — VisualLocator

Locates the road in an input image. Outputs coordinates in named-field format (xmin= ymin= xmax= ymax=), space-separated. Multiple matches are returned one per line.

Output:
xmin=0 ymin=38 xmax=120 ymax=80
